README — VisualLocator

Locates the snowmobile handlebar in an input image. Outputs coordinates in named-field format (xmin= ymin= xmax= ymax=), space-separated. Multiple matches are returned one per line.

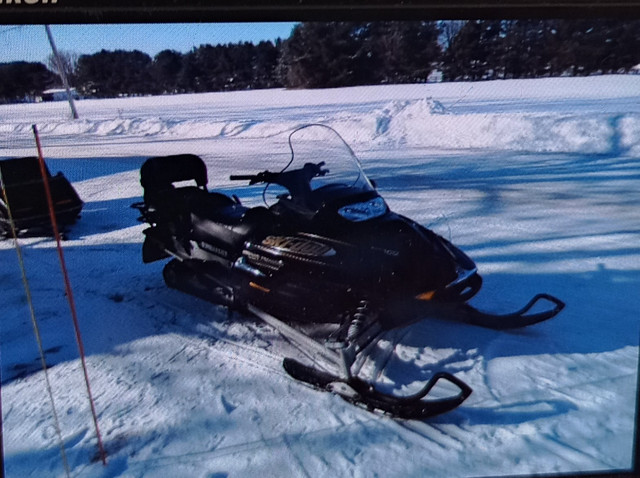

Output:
xmin=229 ymin=162 xmax=329 ymax=188
xmin=229 ymin=172 xmax=275 ymax=185
xmin=229 ymin=174 xmax=257 ymax=181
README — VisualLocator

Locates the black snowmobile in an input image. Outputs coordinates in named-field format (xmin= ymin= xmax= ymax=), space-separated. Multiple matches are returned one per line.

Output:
xmin=133 ymin=124 xmax=564 ymax=419
xmin=0 ymin=156 xmax=83 ymax=238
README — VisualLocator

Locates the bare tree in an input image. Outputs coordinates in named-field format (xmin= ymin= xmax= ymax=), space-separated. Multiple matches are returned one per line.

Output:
xmin=47 ymin=50 xmax=79 ymax=85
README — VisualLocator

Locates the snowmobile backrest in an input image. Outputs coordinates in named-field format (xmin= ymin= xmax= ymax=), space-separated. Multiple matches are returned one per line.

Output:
xmin=0 ymin=157 xmax=52 ymax=186
xmin=140 ymin=154 xmax=208 ymax=200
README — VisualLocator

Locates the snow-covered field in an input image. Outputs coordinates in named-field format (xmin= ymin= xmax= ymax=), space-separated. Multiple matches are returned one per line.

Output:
xmin=1 ymin=75 xmax=639 ymax=477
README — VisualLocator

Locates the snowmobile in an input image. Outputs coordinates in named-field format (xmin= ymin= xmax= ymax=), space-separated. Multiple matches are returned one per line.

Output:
xmin=132 ymin=124 xmax=564 ymax=419
xmin=0 ymin=156 xmax=83 ymax=238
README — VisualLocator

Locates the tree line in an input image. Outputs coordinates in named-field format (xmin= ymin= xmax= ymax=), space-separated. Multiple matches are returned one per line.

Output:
xmin=443 ymin=19 xmax=640 ymax=81
xmin=2 ymin=19 xmax=640 ymax=103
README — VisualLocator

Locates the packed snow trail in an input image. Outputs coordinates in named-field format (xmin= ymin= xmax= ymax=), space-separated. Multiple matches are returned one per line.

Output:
xmin=0 ymin=75 xmax=638 ymax=477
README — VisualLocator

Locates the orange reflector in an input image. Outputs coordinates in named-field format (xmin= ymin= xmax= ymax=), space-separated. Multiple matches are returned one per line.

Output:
xmin=249 ymin=281 xmax=270 ymax=293
xmin=415 ymin=290 xmax=436 ymax=301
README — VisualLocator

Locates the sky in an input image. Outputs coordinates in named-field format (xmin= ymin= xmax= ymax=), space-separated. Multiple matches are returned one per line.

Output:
xmin=0 ymin=23 xmax=298 ymax=64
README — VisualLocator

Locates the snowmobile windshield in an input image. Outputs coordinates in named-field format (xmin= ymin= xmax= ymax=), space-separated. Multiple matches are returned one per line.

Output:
xmin=265 ymin=125 xmax=385 ymax=220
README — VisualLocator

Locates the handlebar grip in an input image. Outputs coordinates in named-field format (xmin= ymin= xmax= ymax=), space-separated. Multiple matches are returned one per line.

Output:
xmin=229 ymin=175 xmax=256 ymax=181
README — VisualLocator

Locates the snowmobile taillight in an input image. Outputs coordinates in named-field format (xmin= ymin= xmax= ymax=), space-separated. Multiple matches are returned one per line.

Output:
xmin=337 ymin=196 xmax=387 ymax=222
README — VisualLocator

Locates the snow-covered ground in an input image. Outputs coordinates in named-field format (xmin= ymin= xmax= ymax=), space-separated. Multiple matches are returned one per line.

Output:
xmin=1 ymin=75 xmax=639 ymax=477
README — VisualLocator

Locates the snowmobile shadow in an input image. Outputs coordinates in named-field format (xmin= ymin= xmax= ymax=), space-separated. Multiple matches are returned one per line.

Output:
xmin=0 ymin=239 xmax=169 ymax=383
xmin=1 ymin=196 xmax=145 ymax=242
xmin=360 ymin=145 xmax=640 ymax=357
xmin=44 ymin=156 xmax=147 ymax=183
xmin=1 ymin=194 xmax=154 ymax=242
xmin=63 ymin=195 xmax=147 ymax=240
xmin=386 ymin=265 xmax=638 ymax=364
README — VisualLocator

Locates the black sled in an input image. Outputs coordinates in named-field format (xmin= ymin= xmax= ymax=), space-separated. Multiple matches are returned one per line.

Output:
xmin=0 ymin=156 xmax=83 ymax=238
xmin=133 ymin=124 xmax=564 ymax=419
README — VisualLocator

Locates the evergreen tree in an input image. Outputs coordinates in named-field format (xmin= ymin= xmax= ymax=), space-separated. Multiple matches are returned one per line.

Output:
xmin=0 ymin=62 xmax=58 ymax=103
xmin=553 ymin=19 xmax=640 ymax=75
xmin=501 ymin=20 xmax=555 ymax=78
xmin=279 ymin=22 xmax=367 ymax=88
xmin=440 ymin=19 xmax=640 ymax=80
xmin=279 ymin=21 xmax=441 ymax=89
xmin=176 ymin=49 xmax=202 ymax=93
xmin=366 ymin=21 xmax=441 ymax=84
xmin=615 ymin=20 xmax=640 ymax=72
xmin=443 ymin=20 xmax=492 ymax=81
xmin=4 ymin=20 xmax=640 ymax=103
xmin=253 ymin=40 xmax=282 ymax=88
xmin=76 ymin=50 xmax=154 ymax=97
xmin=152 ymin=50 xmax=183 ymax=94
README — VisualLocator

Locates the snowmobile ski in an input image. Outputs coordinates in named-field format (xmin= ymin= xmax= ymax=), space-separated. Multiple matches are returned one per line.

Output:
xmin=1 ymin=156 xmax=83 ymax=238
xmin=283 ymin=358 xmax=472 ymax=419
xmin=247 ymin=303 xmax=473 ymax=419
xmin=457 ymin=293 xmax=565 ymax=329
xmin=387 ymin=293 xmax=565 ymax=331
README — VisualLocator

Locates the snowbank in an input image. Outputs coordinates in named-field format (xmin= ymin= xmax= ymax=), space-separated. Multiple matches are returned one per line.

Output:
xmin=2 ymin=75 xmax=640 ymax=156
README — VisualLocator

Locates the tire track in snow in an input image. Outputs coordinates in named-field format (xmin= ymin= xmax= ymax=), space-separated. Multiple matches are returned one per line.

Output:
xmin=121 ymin=419 xmax=375 ymax=475
xmin=523 ymin=432 xmax=617 ymax=470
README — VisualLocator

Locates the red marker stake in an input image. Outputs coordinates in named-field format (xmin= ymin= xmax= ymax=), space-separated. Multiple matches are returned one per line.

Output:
xmin=32 ymin=124 xmax=107 ymax=466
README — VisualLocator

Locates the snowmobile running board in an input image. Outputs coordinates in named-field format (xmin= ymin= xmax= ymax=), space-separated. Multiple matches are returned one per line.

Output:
xmin=246 ymin=304 xmax=473 ymax=419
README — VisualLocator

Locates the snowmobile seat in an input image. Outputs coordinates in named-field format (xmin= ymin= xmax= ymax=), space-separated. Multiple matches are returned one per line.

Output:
xmin=139 ymin=154 xmax=217 ymax=227
xmin=190 ymin=203 xmax=274 ymax=252
xmin=140 ymin=154 xmax=208 ymax=206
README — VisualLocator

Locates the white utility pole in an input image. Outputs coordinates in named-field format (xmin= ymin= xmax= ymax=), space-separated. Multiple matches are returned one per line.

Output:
xmin=44 ymin=25 xmax=79 ymax=120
